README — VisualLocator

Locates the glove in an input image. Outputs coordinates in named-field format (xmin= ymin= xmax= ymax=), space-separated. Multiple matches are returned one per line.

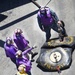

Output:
xmin=32 ymin=45 xmax=37 ymax=49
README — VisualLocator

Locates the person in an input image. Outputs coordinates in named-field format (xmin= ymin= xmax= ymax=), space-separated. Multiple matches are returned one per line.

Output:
xmin=16 ymin=46 xmax=36 ymax=72
xmin=16 ymin=64 xmax=28 ymax=75
xmin=4 ymin=37 xmax=18 ymax=64
xmin=58 ymin=20 xmax=68 ymax=42
xmin=37 ymin=7 xmax=62 ymax=42
xmin=13 ymin=29 xmax=29 ymax=51
xmin=13 ymin=29 xmax=38 ymax=59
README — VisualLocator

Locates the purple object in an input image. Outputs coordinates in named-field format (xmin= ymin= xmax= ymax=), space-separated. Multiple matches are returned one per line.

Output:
xmin=4 ymin=43 xmax=17 ymax=59
xmin=16 ymin=47 xmax=33 ymax=72
xmin=13 ymin=34 xmax=29 ymax=51
xmin=38 ymin=7 xmax=54 ymax=25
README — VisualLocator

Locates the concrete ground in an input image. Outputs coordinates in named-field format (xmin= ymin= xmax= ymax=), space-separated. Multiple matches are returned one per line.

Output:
xmin=0 ymin=0 xmax=75 ymax=75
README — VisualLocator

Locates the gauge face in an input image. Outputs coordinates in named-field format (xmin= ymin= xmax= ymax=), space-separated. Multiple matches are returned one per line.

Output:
xmin=50 ymin=52 xmax=62 ymax=63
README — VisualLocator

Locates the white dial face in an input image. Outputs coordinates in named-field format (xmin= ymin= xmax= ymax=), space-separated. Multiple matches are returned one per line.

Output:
xmin=50 ymin=52 xmax=62 ymax=63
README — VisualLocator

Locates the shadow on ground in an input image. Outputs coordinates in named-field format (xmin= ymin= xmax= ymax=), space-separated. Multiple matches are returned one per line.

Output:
xmin=0 ymin=40 xmax=5 ymax=48
xmin=0 ymin=9 xmax=38 ymax=30
xmin=0 ymin=0 xmax=37 ymax=13
xmin=0 ymin=14 xmax=7 ymax=22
